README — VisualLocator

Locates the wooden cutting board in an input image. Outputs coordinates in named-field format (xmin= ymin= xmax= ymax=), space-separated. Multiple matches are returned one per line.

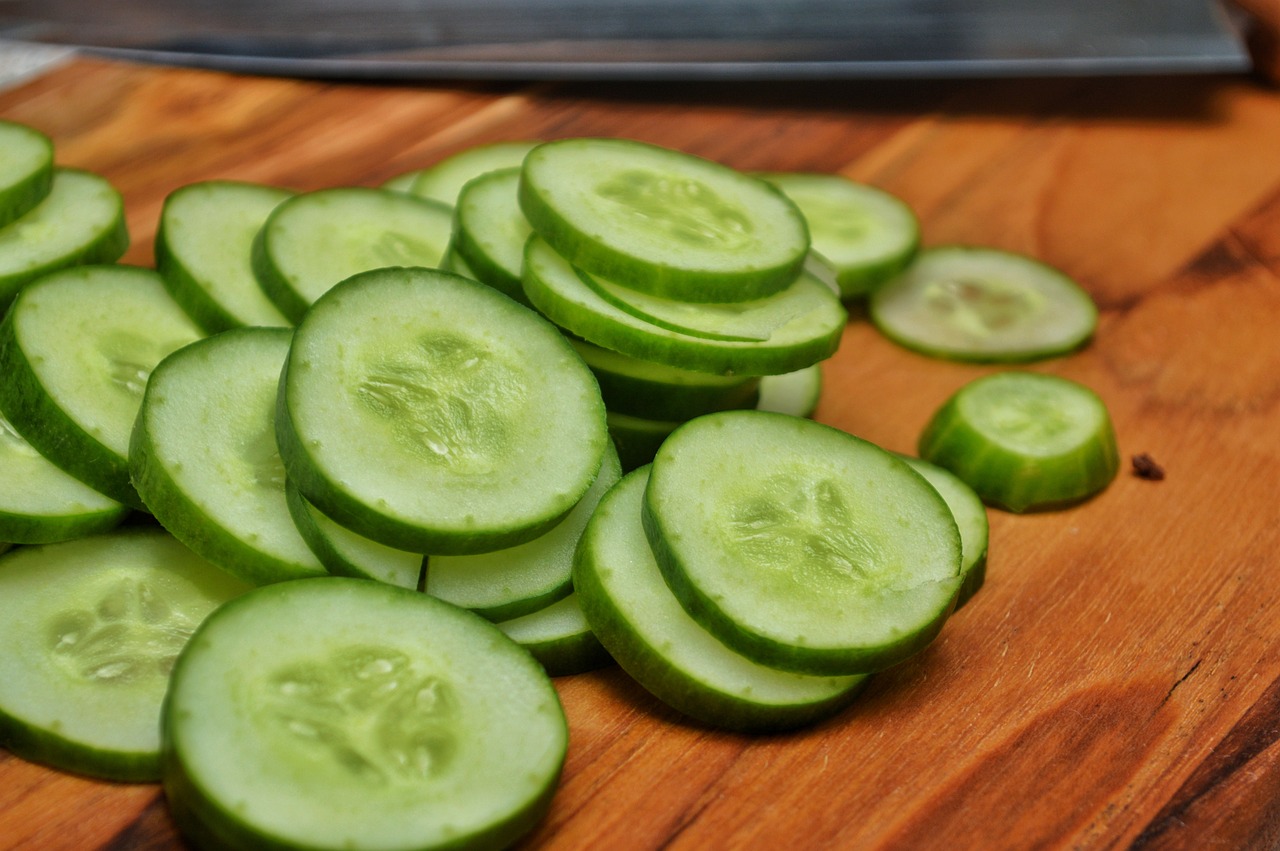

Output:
xmin=3 ymin=57 xmax=1280 ymax=850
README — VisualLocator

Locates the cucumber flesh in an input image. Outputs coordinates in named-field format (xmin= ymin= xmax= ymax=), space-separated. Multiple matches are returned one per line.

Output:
xmin=163 ymin=577 xmax=567 ymax=851
xmin=0 ymin=120 xmax=53 ymax=229
xmin=252 ymin=187 xmax=454 ymax=323
xmin=575 ymin=466 xmax=866 ymax=731
xmin=155 ymin=180 xmax=294 ymax=333
xmin=410 ymin=140 xmax=539 ymax=205
xmin=0 ymin=530 xmax=250 ymax=781
xmin=449 ymin=167 xmax=532 ymax=303
xmin=520 ymin=138 xmax=809 ymax=303
xmin=644 ymin=410 xmax=961 ymax=676
xmin=497 ymin=592 xmax=613 ymax=678
xmin=277 ymin=266 xmax=609 ymax=555
xmin=869 ymin=246 xmax=1098 ymax=362
xmin=130 ymin=327 xmax=328 ymax=586
xmin=918 ymin=371 xmax=1120 ymax=513
xmin=0 ymin=265 xmax=203 ymax=510
xmin=900 ymin=455 xmax=989 ymax=608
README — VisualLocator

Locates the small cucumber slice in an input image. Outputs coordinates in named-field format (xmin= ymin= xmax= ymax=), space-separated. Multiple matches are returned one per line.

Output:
xmin=0 ymin=529 xmax=250 ymax=781
xmin=426 ymin=442 xmax=621 ymax=622
xmin=155 ymin=180 xmax=294 ymax=333
xmin=606 ymin=410 xmax=680 ymax=473
xmin=410 ymin=140 xmax=539 ymax=205
xmin=869 ymin=246 xmax=1098 ymax=362
xmin=0 ymin=265 xmax=203 ymax=509
xmin=756 ymin=364 xmax=823 ymax=417
xmin=520 ymin=138 xmax=809 ymax=303
xmin=163 ymin=577 xmax=567 ymax=851
xmin=0 ymin=411 xmax=128 ymax=544
xmin=382 ymin=169 xmax=429 ymax=193
xmin=0 ymin=168 xmax=129 ymax=311
xmin=285 ymin=480 xmax=425 ymax=590
xmin=761 ymin=172 xmax=919 ymax=300
xmin=645 ymin=411 xmax=961 ymax=676
xmin=918 ymin=371 xmax=1120 ymax=513
xmin=252 ymin=187 xmax=453 ymax=322
xmin=130 ymin=328 xmax=328 ymax=586
xmin=497 ymin=593 xmax=612 ymax=678
xmin=523 ymin=236 xmax=845 ymax=377
xmin=0 ymin=120 xmax=53 ymax=228
xmin=576 ymin=466 xmax=867 ymax=730
xmin=572 ymin=338 xmax=760 ymax=422
xmin=899 ymin=455 xmax=989 ymax=608
xmin=278 ymin=266 xmax=609 ymax=555
xmin=450 ymin=168 xmax=533 ymax=303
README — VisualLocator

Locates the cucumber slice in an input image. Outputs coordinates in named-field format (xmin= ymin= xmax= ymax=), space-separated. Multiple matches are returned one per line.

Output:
xmin=576 ymin=466 xmax=867 ymax=730
xmin=285 ymin=480 xmax=425 ymax=590
xmin=606 ymin=410 xmax=679 ymax=473
xmin=0 ymin=529 xmax=250 ymax=781
xmin=426 ymin=442 xmax=621 ymax=622
xmin=523 ymin=236 xmax=845 ymax=377
xmin=252 ymin=187 xmax=453 ymax=322
xmin=278 ymin=266 xmax=609 ymax=555
xmin=0 ymin=120 xmax=53 ymax=228
xmin=869 ymin=246 xmax=1098 ymax=362
xmin=450 ymin=167 xmax=532 ymax=303
xmin=497 ymin=593 xmax=612 ymax=678
xmin=761 ymin=172 xmax=919 ymax=300
xmin=755 ymin=364 xmax=822 ymax=417
xmin=410 ymin=140 xmax=539 ymax=205
xmin=0 ymin=411 xmax=128 ymax=544
xmin=0 ymin=265 xmax=204 ymax=509
xmin=899 ymin=455 xmax=989 ymax=608
xmin=0 ymin=168 xmax=129 ymax=311
xmin=131 ymin=328 xmax=328 ymax=586
xmin=520 ymin=138 xmax=809 ymax=303
xmin=163 ymin=577 xmax=567 ymax=851
xmin=382 ymin=169 xmax=429 ymax=193
xmin=155 ymin=180 xmax=294 ymax=333
xmin=918 ymin=371 xmax=1120 ymax=513
xmin=644 ymin=411 xmax=961 ymax=676
xmin=572 ymin=338 xmax=760 ymax=421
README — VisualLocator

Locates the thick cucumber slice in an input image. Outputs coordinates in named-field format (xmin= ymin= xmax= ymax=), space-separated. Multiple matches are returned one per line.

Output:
xmin=426 ymin=442 xmax=621 ymax=622
xmin=410 ymin=140 xmax=539 ymax=205
xmin=0 ymin=120 xmax=53 ymax=228
xmin=0 ymin=265 xmax=203 ymax=510
xmin=163 ymin=577 xmax=567 ymax=851
xmin=519 ymin=138 xmax=809 ymax=303
xmin=285 ymin=480 xmax=424 ymax=590
xmin=450 ymin=167 xmax=532 ymax=303
xmin=0 ymin=169 xmax=129 ymax=311
xmin=0 ymin=529 xmax=250 ymax=781
xmin=918 ymin=371 xmax=1120 ymax=513
xmin=869 ymin=246 xmax=1098 ymax=362
xmin=523 ymin=237 xmax=845 ymax=377
xmin=497 ymin=593 xmax=612 ymax=678
xmin=155 ymin=181 xmax=294 ymax=333
xmin=756 ymin=364 xmax=822 ymax=417
xmin=252 ymin=187 xmax=453 ymax=322
xmin=644 ymin=411 xmax=961 ymax=676
xmin=131 ymin=328 xmax=328 ymax=586
xmin=899 ymin=455 xmax=989 ymax=608
xmin=278 ymin=266 xmax=609 ymax=555
xmin=0 ymin=411 xmax=128 ymax=544
xmin=576 ymin=467 xmax=866 ymax=730
xmin=572 ymin=338 xmax=759 ymax=421
xmin=761 ymin=172 xmax=919 ymax=300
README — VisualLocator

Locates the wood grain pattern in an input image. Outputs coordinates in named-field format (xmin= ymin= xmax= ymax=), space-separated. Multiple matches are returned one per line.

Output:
xmin=2 ymin=57 xmax=1280 ymax=850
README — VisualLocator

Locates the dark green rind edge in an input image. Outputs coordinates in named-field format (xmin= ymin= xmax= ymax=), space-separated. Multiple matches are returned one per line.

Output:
xmin=129 ymin=331 xmax=327 ymax=587
xmin=956 ymin=551 xmax=987 ymax=610
xmin=0 ymin=123 xmax=53 ymax=229
xmin=916 ymin=377 xmax=1121 ymax=514
xmin=522 ymin=238 xmax=844 ymax=378
xmin=574 ymin=468 xmax=867 ymax=732
xmin=161 ymin=578 xmax=566 ymax=851
xmin=0 ymin=701 xmax=159 ymax=782
xmin=154 ymin=182 xmax=295 ymax=335
xmin=897 ymin=454 xmax=990 ymax=611
xmin=450 ymin=168 xmax=530 ymax=304
xmin=0 ymin=281 xmax=144 ymax=510
xmin=0 ymin=501 xmax=129 ymax=546
xmin=276 ymin=267 xmax=608 ymax=556
xmin=0 ymin=169 xmax=129 ymax=313
xmin=518 ymin=139 xmax=807 ymax=304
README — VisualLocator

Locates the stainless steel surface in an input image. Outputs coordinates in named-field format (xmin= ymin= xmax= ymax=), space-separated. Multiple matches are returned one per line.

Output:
xmin=0 ymin=0 xmax=1250 ymax=79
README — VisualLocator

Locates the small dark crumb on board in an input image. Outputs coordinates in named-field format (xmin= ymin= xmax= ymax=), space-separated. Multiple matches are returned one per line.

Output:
xmin=1132 ymin=453 xmax=1166 ymax=481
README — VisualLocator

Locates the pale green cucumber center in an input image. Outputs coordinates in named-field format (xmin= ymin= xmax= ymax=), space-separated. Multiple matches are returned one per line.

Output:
xmin=957 ymin=374 xmax=1107 ymax=457
xmin=595 ymin=168 xmax=755 ymax=251
xmin=922 ymin=275 xmax=1047 ymax=339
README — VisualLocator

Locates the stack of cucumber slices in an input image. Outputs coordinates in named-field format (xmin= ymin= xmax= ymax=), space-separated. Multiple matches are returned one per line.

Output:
xmin=0 ymin=121 xmax=1122 ymax=851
